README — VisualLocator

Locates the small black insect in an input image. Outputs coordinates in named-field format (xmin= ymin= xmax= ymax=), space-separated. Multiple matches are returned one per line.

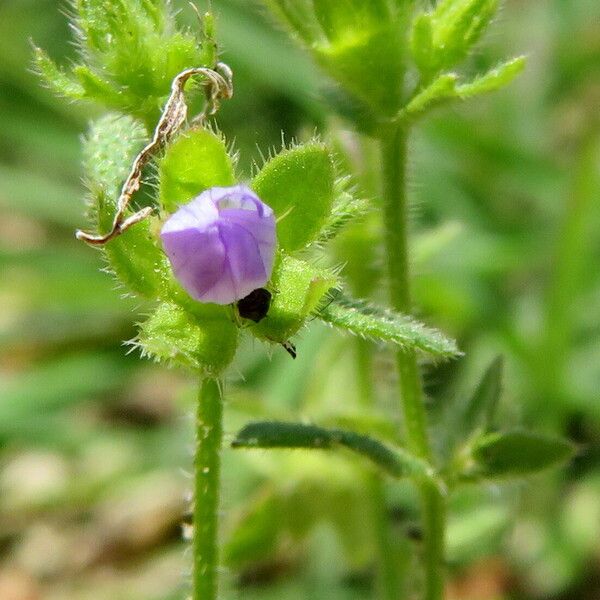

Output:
xmin=236 ymin=288 xmax=272 ymax=323
xmin=236 ymin=288 xmax=297 ymax=359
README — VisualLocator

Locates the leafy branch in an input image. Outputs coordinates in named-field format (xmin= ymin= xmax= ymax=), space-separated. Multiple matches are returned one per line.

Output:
xmin=316 ymin=291 xmax=462 ymax=358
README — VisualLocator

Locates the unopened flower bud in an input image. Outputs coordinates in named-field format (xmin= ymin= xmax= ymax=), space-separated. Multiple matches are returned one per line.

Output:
xmin=160 ymin=185 xmax=276 ymax=305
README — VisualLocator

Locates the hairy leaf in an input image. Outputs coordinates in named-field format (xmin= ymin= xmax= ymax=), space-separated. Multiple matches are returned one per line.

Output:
xmin=83 ymin=113 xmax=167 ymax=298
xmin=32 ymin=47 xmax=84 ymax=99
xmin=137 ymin=302 xmax=238 ymax=375
xmin=317 ymin=292 xmax=461 ymax=358
xmin=317 ymin=177 xmax=369 ymax=242
xmin=456 ymin=56 xmax=526 ymax=98
xmin=38 ymin=0 xmax=214 ymax=126
xmin=401 ymin=73 xmax=458 ymax=119
xmin=232 ymin=421 xmax=434 ymax=481
xmin=253 ymin=142 xmax=335 ymax=251
xmin=431 ymin=0 xmax=499 ymax=71
xmin=159 ymin=129 xmax=236 ymax=213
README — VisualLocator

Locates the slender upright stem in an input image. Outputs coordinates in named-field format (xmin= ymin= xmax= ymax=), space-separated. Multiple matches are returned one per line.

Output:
xmin=355 ymin=339 xmax=404 ymax=600
xmin=380 ymin=125 xmax=446 ymax=600
xmin=193 ymin=377 xmax=223 ymax=600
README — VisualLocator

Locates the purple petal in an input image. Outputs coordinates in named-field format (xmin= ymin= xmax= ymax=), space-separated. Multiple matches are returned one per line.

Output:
xmin=160 ymin=185 xmax=276 ymax=305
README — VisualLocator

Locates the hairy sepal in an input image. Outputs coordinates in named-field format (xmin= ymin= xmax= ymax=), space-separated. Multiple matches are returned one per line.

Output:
xmin=158 ymin=129 xmax=236 ymax=213
xmin=252 ymin=254 xmax=337 ymax=344
xmin=252 ymin=142 xmax=336 ymax=252
xmin=137 ymin=302 xmax=238 ymax=375
xmin=83 ymin=113 xmax=167 ymax=298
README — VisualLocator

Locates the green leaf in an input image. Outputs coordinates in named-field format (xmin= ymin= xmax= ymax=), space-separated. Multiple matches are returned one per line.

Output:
xmin=252 ymin=142 xmax=335 ymax=251
xmin=317 ymin=178 xmax=370 ymax=242
xmin=431 ymin=0 xmax=499 ymax=71
xmin=39 ymin=0 xmax=212 ymax=126
xmin=232 ymin=421 xmax=434 ymax=481
xmin=471 ymin=430 xmax=575 ymax=478
xmin=73 ymin=65 xmax=121 ymax=106
xmin=456 ymin=56 xmax=526 ymax=98
xmin=400 ymin=55 xmax=524 ymax=121
xmin=159 ymin=129 xmax=236 ymax=213
xmin=317 ymin=291 xmax=461 ymax=358
xmin=32 ymin=46 xmax=84 ymax=99
xmin=252 ymin=254 xmax=337 ymax=343
xmin=137 ymin=302 xmax=238 ymax=375
xmin=401 ymin=73 xmax=458 ymax=119
xmin=462 ymin=356 xmax=504 ymax=434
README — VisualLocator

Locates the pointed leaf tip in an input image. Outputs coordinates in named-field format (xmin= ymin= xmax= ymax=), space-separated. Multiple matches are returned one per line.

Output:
xmin=317 ymin=291 xmax=461 ymax=358
xmin=456 ymin=56 xmax=526 ymax=98
xmin=471 ymin=430 xmax=575 ymax=479
xmin=462 ymin=355 xmax=504 ymax=435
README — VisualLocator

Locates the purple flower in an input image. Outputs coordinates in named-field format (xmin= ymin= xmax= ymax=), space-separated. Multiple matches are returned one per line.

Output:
xmin=160 ymin=185 xmax=276 ymax=305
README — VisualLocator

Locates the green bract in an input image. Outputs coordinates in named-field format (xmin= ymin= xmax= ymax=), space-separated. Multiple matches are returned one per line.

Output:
xmin=265 ymin=0 xmax=407 ymax=118
xmin=159 ymin=129 xmax=236 ymax=213
xmin=83 ymin=113 xmax=168 ymax=298
xmin=263 ymin=0 xmax=525 ymax=129
xmin=253 ymin=254 xmax=337 ymax=343
xmin=138 ymin=303 xmax=238 ymax=375
xmin=34 ymin=0 xmax=216 ymax=127
xmin=252 ymin=142 xmax=335 ymax=251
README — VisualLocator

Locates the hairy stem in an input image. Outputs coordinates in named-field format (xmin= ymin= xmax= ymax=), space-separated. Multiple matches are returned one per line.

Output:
xmin=380 ymin=125 xmax=446 ymax=600
xmin=193 ymin=378 xmax=223 ymax=600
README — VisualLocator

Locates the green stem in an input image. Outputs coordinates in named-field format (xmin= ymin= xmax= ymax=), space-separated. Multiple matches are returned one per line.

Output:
xmin=355 ymin=339 xmax=404 ymax=600
xmin=380 ymin=125 xmax=446 ymax=600
xmin=193 ymin=377 xmax=223 ymax=600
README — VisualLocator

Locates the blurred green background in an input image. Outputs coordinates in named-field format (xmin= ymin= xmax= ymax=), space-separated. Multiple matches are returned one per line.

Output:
xmin=1 ymin=0 xmax=599 ymax=599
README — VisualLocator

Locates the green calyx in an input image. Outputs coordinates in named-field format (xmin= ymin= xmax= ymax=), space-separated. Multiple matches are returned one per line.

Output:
xmin=252 ymin=254 xmax=338 ymax=343
xmin=263 ymin=0 xmax=525 ymax=129
xmin=252 ymin=142 xmax=335 ymax=252
xmin=34 ymin=0 xmax=217 ymax=127
xmin=159 ymin=129 xmax=236 ymax=213
xmin=137 ymin=302 xmax=238 ymax=376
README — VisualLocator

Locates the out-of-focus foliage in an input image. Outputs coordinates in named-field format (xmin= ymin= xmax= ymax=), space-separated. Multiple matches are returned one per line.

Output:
xmin=0 ymin=1 xmax=599 ymax=599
